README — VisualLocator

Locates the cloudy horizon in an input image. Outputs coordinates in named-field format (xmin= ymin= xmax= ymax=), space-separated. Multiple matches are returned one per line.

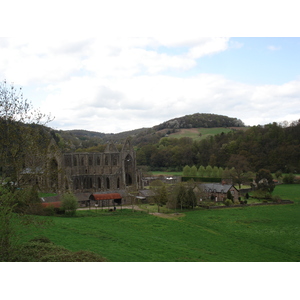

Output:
xmin=1 ymin=37 xmax=300 ymax=133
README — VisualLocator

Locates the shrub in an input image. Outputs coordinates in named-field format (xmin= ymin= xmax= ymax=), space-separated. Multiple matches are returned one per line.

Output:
xmin=283 ymin=173 xmax=295 ymax=184
xmin=42 ymin=205 xmax=56 ymax=216
xmin=226 ymin=190 xmax=233 ymax=201
xmin=224 ymin=199 xmax=233 ymax=206
xmin=272 ymin=195 xmax=282 ymax=203
xmin=14 ymin=238 xmax=106 ymax=262
xmin=61 ymin=192 xmax=78 ymax=216
xmin=252 ymin=189 xmax=271 ymax=199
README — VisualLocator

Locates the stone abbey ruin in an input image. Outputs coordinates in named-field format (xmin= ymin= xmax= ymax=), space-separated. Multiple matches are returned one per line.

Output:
xmin=33 ymin=138 xmax=142 ymax=195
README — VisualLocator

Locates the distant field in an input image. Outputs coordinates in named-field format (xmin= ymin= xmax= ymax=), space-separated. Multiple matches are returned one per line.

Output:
xmin=19 ymin=184 xmax=300 ymax=262
xmin=167 ymin=127 xmax=235 ymax=141
xmin=151 ymin=171 xmax=183 ymax=176
xmin=272 ymin=184 xmax=300 ymax=201
xmin=38 ymin=193 xmax=57 ymax=198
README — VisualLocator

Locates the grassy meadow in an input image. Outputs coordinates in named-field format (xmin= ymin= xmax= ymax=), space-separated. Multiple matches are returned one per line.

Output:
xmin=167 ymin=127 xmax=234 ymax=141
xmin=19 ymin=184 xmax=300 ymax=262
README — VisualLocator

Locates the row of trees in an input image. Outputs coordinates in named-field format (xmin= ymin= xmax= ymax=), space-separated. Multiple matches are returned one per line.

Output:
xmin=183 ymin=164 xmax=238 ymax=178
xmin=182 ymin=164 xmax=256 ymax=188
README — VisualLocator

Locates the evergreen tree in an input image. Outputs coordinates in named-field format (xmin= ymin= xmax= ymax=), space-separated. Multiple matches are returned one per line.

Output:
xmin=198 ymin=165 xmax=205 ymax=177
xmin=205 ymin=165 xmax=213 ymax=177
xmin=183 ymin=165 xmax=191 ymax=176
xmin=218 ymin=167 xmax=224 ymax=178
xmin=190 ymin=165 xmax=197 ymax=177
xmin=212 ymin=166 xmax=219 ymax=177
xmin=227 ymin=190 xmax=233 ymax=201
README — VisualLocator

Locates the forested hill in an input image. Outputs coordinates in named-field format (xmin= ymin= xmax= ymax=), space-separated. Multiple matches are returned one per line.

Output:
xmin=153 ymin=113 xmax=245 ymax=131
xmin=47 ymin=113 xmax=300 ymax=173
xmin=53 ymin=113 xmax=245 ymax=151
xmin=135 ymin=120 xmax=300 ymax=174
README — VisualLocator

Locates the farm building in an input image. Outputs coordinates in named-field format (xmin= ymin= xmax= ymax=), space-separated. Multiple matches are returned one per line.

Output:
xmin=198 ymin=183 xmax=239 ymax=202
xmin=89 ymin=192 xmax=122 ymax=207
xmin=41 ymin=192 xmax=125 ymax=209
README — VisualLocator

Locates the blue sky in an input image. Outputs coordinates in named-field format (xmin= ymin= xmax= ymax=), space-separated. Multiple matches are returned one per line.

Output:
xmin=159 ymin=37 xmax=300 ymax=85
xmin=1 ymin=37 xmax=299 ymax=133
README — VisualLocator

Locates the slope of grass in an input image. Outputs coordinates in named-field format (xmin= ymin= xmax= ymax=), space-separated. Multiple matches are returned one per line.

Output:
xmin=17 ymin=184 xmax=300 ymax=262
xmin=168 ymin=127 xmax=233 ymax=141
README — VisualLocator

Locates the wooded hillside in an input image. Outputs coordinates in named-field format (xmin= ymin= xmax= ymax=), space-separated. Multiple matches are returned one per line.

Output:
xmin=135 ymin=120 xmax=300 ymax=173
xmin=41 ymin=113 xmax=300 ymax=174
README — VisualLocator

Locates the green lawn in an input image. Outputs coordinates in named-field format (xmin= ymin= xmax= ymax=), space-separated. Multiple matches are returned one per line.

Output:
xmin=19 ymin=184 xmax=300 ymax=262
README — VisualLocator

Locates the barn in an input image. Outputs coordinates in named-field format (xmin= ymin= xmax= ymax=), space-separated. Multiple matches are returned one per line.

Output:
xmin=89 ymin=192 xmax=123 ymax=208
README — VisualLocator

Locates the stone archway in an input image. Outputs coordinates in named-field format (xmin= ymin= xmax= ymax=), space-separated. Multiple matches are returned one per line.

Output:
xmin=125 ymin=173 xmax=132 ymax=186
xmin=124 ymin=154 xmax=133 ymax=186
xmin=49 ymin=158 xmax=59 ymax=192
xmin=74 ymin=177 xmax=80 ymax=190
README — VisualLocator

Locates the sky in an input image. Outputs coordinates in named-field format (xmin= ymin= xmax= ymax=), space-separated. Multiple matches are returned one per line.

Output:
xmin=0 ymin=1 xmax=299 ymax=134
xmin=1 ymin=36 xmax=299 ymax=133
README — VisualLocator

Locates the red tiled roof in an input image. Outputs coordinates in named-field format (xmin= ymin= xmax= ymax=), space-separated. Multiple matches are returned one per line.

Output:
xmin=41 ymin=201 xmax=61 ymax=208
xmin=89 ymin=193 xmax=122 ymax=201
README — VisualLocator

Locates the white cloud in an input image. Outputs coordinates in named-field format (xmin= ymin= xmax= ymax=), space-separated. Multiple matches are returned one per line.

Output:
xmin=268 ymin=45 xmax=281 ymax=51
xmin=1 ymin=37 xmax=299 ymax=133
xmin=0 ymin=38 xmax=88 ymax=85
xmin=42 ymin=71 xmax=300 ymax=132
xmin=187 ymin=38 xmax=230 ymax=59
xmin=1 ymin=37 xmax=230 ymax=85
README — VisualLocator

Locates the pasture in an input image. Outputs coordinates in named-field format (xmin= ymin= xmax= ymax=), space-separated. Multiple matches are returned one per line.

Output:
xmin=20 ymin=184 xmax=300 ymax=262
xmin=167 ymin=127 xmax=233 ymax=141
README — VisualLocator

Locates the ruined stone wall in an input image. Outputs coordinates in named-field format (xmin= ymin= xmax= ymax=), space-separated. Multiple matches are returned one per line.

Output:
xmin=61 ymin=139 xmax=142 ymax=193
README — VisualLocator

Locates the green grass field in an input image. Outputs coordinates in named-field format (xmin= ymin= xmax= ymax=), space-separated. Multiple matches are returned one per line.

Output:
xmin=19 ymin=184 xmax=300 ymax=262
xmin=150 ymin=171 xmax=183 ymax=176
xmin=168 ymin=127 xmax=233 ymax=141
